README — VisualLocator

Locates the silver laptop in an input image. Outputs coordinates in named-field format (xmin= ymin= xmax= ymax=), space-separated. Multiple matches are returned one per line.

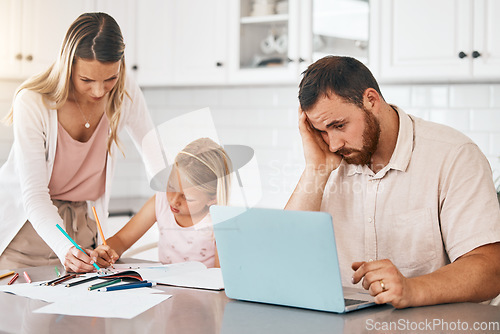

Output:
xmin=211 ymin=206 xmax=376 ymax=313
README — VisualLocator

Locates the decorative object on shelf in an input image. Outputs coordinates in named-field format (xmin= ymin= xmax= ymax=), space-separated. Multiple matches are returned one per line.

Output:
xmin=260 ymin=29 xmax=288 ymax=55
xmin=250 ymin=0 xmax=276 ymax=16
xmin=275 ymin=0 xmax=288 ymax=14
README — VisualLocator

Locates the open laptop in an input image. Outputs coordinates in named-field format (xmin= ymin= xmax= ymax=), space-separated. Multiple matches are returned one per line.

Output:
xmin=210 ymin=206 xmax=377 ymax=313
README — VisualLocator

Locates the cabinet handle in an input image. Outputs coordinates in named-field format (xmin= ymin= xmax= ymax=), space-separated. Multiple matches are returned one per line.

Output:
xmin=472 ymin=51 xmax=481 ymax=58
xmin=26 ymin=55 xmax=33 ymax=61
xmin=132 ymin=65 xmax=138 ymax=71
xmin=458 ymin=51 xmax=467 ymax=59
xmin=216 ymin=62 xmax=223 ymax=67
xmin=15 ymin=53 xmax=22 ymax=60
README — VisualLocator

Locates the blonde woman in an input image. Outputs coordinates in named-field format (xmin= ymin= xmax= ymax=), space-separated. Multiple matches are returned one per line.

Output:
xmin=95 ymin=138 xmax=233 ymax=268
xmin=0 ymin=13 xmax=155 ymax=273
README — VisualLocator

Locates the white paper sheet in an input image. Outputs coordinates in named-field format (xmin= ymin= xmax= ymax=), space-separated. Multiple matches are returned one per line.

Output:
xmin=33 ymin=292 xmax=171 ymax=319
xmin=0 ymin=274 xmax=171 ymax=319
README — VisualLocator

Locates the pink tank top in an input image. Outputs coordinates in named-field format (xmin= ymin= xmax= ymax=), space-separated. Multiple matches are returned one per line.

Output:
xmin=155 ymin=191 xmax=216 ymax=268
xmin=49 ymin=114 xmax=109 ymax=201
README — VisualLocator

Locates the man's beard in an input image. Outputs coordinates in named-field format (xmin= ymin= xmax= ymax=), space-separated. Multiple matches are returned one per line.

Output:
xmin=338 ymin=108 xmax=381 ymax=166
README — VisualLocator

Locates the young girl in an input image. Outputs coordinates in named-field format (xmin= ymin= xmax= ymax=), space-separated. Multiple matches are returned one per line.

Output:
xmin=95 ymin=138 xmax=232 ymax=268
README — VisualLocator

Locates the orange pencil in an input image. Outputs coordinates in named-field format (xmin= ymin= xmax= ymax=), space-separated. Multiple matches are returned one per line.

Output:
xmin=92 ymin=206 xmax=107 ymax=245
xmin=92 ymin=206 xmax=114 ymax=269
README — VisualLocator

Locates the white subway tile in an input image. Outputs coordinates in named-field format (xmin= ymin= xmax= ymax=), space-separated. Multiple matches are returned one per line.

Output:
xmin=411 ymin=85 xmax=448 ymax=108
xmin=449 ymin=85 xmax=490 ymax=108
xmin=491 ymin=85 xmax=500 ymax=108
xmin=429 ymin=109 xmax=470 ymax=132
xmin=470 ymin=109 xmax=500 ymax=132
xmin=490 ymin=134 xmax=500 ymax=157
xmin=380 ymin=85 xmax=412 ymax=108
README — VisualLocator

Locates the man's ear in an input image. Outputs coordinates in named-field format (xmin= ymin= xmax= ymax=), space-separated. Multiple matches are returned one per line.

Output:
xmin=363 ymin=88 xmax=381 ymax=111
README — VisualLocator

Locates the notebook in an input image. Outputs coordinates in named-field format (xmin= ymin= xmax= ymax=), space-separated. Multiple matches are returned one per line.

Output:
xmin=210 ymin=206 xmax=377 ymax=313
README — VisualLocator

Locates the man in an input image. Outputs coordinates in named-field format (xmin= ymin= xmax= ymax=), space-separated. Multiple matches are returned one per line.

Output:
xmin=285 ymin=56 xmax=500 ymax=309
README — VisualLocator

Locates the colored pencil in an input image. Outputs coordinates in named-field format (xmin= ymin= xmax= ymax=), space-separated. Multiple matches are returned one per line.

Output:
xmin=66 ymin=275 xmax=100 ymax=287
xmin=23 ymin=271 xmax=32 ymax=283
xmin=54 ymin=266 xmax=61 ymax=277
xmin=97 ymin=281 xmax=156 ymax=292
xmin=7 ymin=273 xmax=19 ymax=285
xmin=45 ymin=273 xmax=71 ymax=286
xmin=51 ymin=274 xmax=77 ymax=286
xmin=92 ymin=206 xmax=107 ymax=245
xmin=0 ymin=271 xmax=15 ymax=279
xmin=56 ymin=224 xmax=101 ymax=271
xmin=88 ymin=278 xmax=122 ymax=291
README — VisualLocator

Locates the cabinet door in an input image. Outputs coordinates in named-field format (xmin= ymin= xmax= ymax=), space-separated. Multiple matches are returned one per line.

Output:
xmin=22 ymin=0 xmax=94 ymax=78
xmin=472 ymin=0 xmax=500 ymax=78
xmin=171 ymin=0 xmax=229 ymax=85
xmin=0 ymin=1 xmax=22 ymax=78
xmin=94 ymin=0 xmax=138 ymax=78
xmin=135 ymin=0 xmax=175 ymax=86
xmin=379 ymin=0 xmax=471 ymax=81
xmin=228 ymin=0 xmax=303 ymax=84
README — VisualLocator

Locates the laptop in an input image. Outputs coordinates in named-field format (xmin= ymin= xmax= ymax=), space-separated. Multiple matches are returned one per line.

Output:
xmin=210 ymin=206 xmax=377 ymax=313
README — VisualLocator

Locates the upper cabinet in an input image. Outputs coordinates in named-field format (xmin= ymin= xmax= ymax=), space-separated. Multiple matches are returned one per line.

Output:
xmin=227 ymin=0 xmax=371 ymax=85
xmin=134 ymin=0 xmax=372 ymax=86
xmin=0 ymin=0 xmax=94 ymax=79
xmin=227 ymin=0 xmax=308 ymax=84
xmin=377 ymin=0 xmax=500 ymax=82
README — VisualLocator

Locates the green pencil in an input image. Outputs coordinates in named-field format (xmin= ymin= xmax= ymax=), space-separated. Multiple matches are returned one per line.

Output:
xmin=54 ymin=266 xmax=61 ymax=277
xmin=88 ymin=278 xmax=122 ymax=291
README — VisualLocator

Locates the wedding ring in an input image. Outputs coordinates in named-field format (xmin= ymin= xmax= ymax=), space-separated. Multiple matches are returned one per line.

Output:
xmin=380 ymin=280 xmax=386 ymax=291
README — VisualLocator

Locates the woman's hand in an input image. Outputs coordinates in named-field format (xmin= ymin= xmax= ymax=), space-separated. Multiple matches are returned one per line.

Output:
xmin=93 ymin=245 xmax=119 ymax=268
xmin=64 ymin=246 xmax=99 ymax=273
xmin=298 ymin=107 xmax=342 ymax=173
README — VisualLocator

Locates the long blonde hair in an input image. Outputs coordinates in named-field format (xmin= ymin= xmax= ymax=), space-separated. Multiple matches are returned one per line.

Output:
xmin=3 ymin=12 xmax=127 ymax=153
xmin=175 ymin=138 xmax=233 ymax=206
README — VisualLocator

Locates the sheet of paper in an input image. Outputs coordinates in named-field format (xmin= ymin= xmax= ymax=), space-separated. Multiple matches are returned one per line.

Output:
xmin=34 ymin=292 xmax=171 ymax=319
xmin=0 ymin=274 xmax=171 ymax=319
xmin=135 ymin=262 xmax=225 ymax=290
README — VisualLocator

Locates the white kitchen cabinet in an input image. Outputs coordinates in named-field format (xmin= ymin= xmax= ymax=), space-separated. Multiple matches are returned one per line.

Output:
xmin=227 ymin=0 xmax=313 ymax=84
xmin=94 ymin=0 xmax=138 ymax=78
xmin=378 ymin=0 xmax=500 ymax=81
xmin=0 ymin=0 xmax=94 ymax=80
xmin=0 ymin=0 xmax=138 ymax=81
xmin=134 ymin=0 xmax=229 ymax=86
xmin=228 ymin=0 xmax=371 ymax=85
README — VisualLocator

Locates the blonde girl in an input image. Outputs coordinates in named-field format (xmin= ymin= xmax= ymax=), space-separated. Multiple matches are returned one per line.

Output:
xmin=96 ymin=138 xmax=232 ymax=268
xmin=0 ymin=13 xmax=155 ymax=272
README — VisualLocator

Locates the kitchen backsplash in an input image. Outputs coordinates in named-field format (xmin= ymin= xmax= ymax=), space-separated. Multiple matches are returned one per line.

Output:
xmin=1 ymin=80 xmax=499 ymax=209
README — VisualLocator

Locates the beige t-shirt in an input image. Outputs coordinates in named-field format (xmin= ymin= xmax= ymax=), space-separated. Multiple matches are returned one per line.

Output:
xmin=321 ymin=106 xmax=500 ymax=286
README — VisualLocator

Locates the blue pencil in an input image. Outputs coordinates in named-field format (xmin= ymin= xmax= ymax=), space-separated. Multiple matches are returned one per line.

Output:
xmin=97 ymin=281 xmax=156 ymax=292
xmin=56 ymin=224 xmax=101 ymax=271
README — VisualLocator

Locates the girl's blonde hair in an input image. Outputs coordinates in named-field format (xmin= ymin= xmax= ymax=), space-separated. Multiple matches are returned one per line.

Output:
xmin=175 ymin=138 xmax=233 ymax=205
xmin=3 ymin=12 xmax=126 ymax=153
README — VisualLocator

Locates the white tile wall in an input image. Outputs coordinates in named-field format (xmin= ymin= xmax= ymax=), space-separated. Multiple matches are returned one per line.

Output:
xmin=1 ymin=81 xmax=499 ymax=208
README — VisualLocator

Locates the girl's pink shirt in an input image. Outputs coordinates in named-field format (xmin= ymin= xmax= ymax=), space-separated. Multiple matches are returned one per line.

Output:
xmin=155 ymin=191 xmax=216 ymax=268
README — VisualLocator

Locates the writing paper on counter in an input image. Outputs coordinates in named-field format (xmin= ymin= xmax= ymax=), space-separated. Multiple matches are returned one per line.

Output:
xmin=0 ymin=262 xmax=222 ymax=318
xmin=133 ymin=261 xmax=224 ymax=290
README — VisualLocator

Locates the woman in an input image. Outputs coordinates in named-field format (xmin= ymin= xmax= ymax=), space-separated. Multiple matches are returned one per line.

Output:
xmin=0 ymin=13 xmax=156 ymax=273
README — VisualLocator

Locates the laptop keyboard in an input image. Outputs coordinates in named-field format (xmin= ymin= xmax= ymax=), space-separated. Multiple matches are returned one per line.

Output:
xmin=344 ymin=298 xmax=367 ymax=306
